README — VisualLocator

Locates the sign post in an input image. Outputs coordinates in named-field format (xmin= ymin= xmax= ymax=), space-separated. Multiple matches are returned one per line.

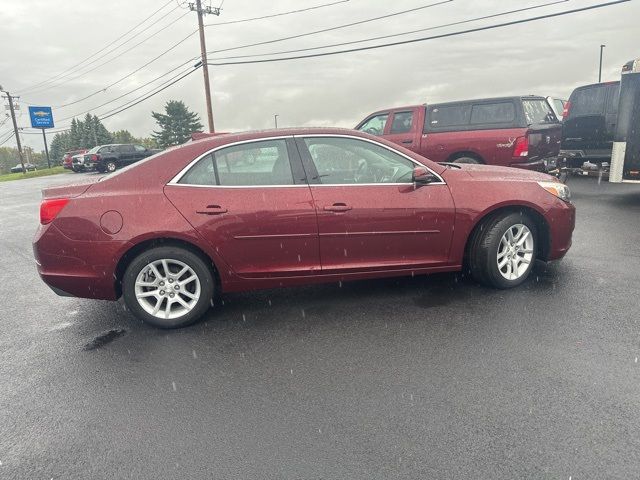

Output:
xmin=28 ymin=106 xmax=54 ymax=169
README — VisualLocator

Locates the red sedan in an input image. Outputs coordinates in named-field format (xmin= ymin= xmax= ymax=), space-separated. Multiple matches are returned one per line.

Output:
xmin=33 ymin=128 xmax=575 ymax=328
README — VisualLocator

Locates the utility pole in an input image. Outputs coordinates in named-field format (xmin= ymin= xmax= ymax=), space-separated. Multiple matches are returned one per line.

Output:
xmin=0 ymin=86 xmax=25 ymax=173
xmin=599 ymin=44 xmax=606 ymax=83
xmin=189 ymin=0 xmax=220 ymax=133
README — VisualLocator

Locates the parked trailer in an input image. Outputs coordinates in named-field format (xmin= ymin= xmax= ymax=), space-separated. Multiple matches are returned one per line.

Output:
xmin=609 ymin=58 xmax=640 ymax=183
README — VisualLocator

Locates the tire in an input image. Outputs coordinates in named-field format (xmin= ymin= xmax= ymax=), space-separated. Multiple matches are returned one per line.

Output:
xmin=468 ymin=211 xmax=537 ymax=289
xmin=105 ymin=161 xmax=117 ymax=173
xmin=122 ymin=246 xmax=215 ymax=328
xmin=453 ymin=156 xmax=480 ymax=164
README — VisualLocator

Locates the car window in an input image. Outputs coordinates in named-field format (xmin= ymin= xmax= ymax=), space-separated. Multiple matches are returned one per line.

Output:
xmin=553 ymin=99 xmax=565 ymax=115
xmin=303 ymin=137 xmax=415 ymax=185
xmin=427 ymin=104 xmax=471 ymax=129
xmin=522 ymin=99 xmax=558 ymax=124
xmin=179 ymin=139 xmax=294 ymax=186
xmin=389 ymin=111 xmax=414 ymax=134
xmin=470 ymin=102 xmax=515 ymax=124
xmin=606 ymin=84 xmax=620 ymax=114
xmin=121 ymin=145 xmax=135 ymax=153
xmin=357 ymin=114 xmax=388 ymax=136
xmin=134 ymin=145 xmax=146 ymax=152
xmin=571 ymin=87 xmax=607 ymax=116
xmin=179 ymin=154 xmax=216 ymax=185
xmin=99 ymin=146 xmax=112 ymax=153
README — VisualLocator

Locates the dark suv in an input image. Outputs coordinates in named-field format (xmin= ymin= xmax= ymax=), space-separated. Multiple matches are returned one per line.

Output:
xmin=561 ymin=81 xmax=620 ymax=167
xmin=81 ymin=144 xmax=158 ymax=173
xmin=356 ymin=96 xmax=562 ymax=171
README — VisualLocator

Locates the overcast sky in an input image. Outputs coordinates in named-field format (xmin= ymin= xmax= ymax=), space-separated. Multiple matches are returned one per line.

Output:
xmin=1 ymin=0 xmax=638 ymax=151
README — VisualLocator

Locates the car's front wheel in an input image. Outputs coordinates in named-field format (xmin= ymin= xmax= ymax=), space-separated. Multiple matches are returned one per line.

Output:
xmin=469 ymin=211 xmax=537 ymax=289
xmin=122 ymin=246 xmax=215 ymax=328
xmin=105 ymin=161 xmax=117 ymax=173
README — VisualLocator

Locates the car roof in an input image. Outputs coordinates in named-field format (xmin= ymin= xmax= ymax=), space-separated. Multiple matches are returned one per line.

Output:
xmin=572 ymin=80 xmax=620 ymax=91
xmin=187 ymin=127 xmax=374 ymax=149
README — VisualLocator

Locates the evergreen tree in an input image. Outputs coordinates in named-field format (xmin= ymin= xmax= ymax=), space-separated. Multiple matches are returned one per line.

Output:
xmin=151 ymin=100 xmax=203 ymax=148
xmin=111 ymin=129 xmax=135 ymax=144
xmin=92 ymin=115 xmax=112 ymax=145
xmin=50 ymin=131 xmax=72 ymax=162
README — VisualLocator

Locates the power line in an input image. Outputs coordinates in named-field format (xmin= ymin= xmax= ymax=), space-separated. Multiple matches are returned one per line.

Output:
xmin=18 ymin=0 xmax=175 ymax=94
xmin=206 ymin=0 xmax=629 ymax=67
xmin=0 ymin=131 xmax=16 ymax=147
xmin=204 ymin=0 xmax=452 ymax=56
xmin=19 ymin=1 xmax=353 ymax=111
xmin=22 ymin=6 xmax=187 ymax=97
xmin=208 ymin=0 xmax=570 ymax=62
xmin=204 ymin=0 xmax=349 ymax=27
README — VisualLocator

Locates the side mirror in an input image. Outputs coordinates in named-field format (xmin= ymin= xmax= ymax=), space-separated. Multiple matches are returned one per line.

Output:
xmin=412 ymin=166 xmax=436 ymax=185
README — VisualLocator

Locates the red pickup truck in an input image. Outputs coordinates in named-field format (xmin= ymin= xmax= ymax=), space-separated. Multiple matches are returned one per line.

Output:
xmin=355 ymin=96 xmax=562 ymax=171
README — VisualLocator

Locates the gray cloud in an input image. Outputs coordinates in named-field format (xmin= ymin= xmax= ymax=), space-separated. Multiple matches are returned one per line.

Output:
xmin=1 ymin=0 xmax=638 ymax=151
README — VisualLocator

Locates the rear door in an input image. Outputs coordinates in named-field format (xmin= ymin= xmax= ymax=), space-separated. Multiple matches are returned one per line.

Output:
xmin=164 ymin=137 xmax=320 ymax=278
xmin=422 ymin=103 xmax=472 ymax=162
xmin=296 ymin=135 xmax=455 ymax=273
xmin=385 ymin=109 xmax=419 ymax=151
xmin=133 ymin=144 xmax=148 ymax=161
xmin=119 ymin=145 xmax=136 ymax=165
xmin=521 ymin=98 xmax=562 ymax=161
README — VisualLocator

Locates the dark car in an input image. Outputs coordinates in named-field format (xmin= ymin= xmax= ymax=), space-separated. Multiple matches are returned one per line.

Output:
xmin=10 ymin=163 xmax=37 ymax=173
xmin=34 ymin=128 xmax=574 ymax=329
xmin=80 ymin=144 xmax=158 ymax=173
xmin=356 ymin=96 xmax=562 ymax=171
xmin=561 ymin=81 xmax=620 ymax=167
xmin=62 ymin=149 xmax=87 ymax=170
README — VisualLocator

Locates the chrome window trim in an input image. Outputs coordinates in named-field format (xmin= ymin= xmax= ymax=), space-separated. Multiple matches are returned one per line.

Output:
xmin=167 ymin=133 xmax=446 ymax=187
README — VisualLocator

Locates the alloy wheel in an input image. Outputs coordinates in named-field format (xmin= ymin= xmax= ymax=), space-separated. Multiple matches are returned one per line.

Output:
xmin=496 ymin=224 xmax=534 ymax=280
xmin=134 ymin=259 xmax=201 ymax=320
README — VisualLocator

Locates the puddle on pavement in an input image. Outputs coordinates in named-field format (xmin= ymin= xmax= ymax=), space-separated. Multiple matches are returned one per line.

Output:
xmin=83 ymin=329 xmax=126 ymax=351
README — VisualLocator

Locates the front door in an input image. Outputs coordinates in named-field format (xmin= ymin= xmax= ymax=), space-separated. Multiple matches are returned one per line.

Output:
xmin=165 ymin=138 xmax=320 ymax=278
xmin=295 ymin=135 xmax=455 ymax=273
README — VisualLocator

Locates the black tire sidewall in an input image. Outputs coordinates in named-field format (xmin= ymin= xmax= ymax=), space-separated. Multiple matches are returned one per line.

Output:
xmin=453 ymin=157 xmax=480 ymax=164
xmin=472 ymin=212 xmax=537 ymax=289
xmin=122 ymin=246 xmax=215 ymax=328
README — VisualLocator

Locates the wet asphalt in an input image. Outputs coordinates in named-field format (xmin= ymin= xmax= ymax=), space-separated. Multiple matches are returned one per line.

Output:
xmin=1 ymin=173 xmax=639 ymax=479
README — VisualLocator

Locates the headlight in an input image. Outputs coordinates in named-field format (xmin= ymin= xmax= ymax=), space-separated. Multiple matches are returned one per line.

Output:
xmin=537 ymin=181 xmax=571 ymax=202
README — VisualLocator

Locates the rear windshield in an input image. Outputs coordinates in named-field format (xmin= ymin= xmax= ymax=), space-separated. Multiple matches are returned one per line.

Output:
xmin=569 ymin=86 xmax=612 ymax=116
xmin=522 ymin=99 xmax=558 ymax=124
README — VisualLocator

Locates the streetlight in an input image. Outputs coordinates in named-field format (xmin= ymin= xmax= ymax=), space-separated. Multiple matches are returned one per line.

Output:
xmin=274 ymin=114 xmax=279 ymax=129
xmin=599 ymin=44 xmax=606 ymax=83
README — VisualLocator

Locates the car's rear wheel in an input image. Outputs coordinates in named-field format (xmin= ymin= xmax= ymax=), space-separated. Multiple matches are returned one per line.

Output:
xmin=122 ymin=246 xmax=214 ymax=328
xmin=469 ymin=211 xmax=537 ymax=289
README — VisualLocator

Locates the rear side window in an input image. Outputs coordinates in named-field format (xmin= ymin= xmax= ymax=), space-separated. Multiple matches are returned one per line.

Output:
xmin=358 ymin=114 xmax=388 ymax=136
xmin=389 ymin=111 xmax=414 ymax=133
xmin=178 ymin=139 xmax=294 ymax=186
xmin=470 ymin=102 xmax=515 ymax=124
xmin=427 ymin=104 xmax=471 ymax=129
xmin=570 ymin=87 xmax=607 ymax=116
xmin=522 ymin=99 xmax=558 ymax=124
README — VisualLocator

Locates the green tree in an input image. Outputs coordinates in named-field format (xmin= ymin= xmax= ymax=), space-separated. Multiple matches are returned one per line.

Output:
xmin=151 ymin=100 xmax=203 ymax=148
xmin=111 ymin=129 xmax=135 ymax=144
xmin=50 ymin=131 xmax=72 ymax=163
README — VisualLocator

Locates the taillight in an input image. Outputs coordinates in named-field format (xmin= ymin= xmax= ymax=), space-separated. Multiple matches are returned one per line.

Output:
xmin=512 ymin=136 xmax=529 ymax=158
xmin=40 ymin=198 xmax=69 ymax=225
xmin=91 ymin=154 xmax=99 ymax=161
xmin=562 ymin=101 xmax=570 ymax=119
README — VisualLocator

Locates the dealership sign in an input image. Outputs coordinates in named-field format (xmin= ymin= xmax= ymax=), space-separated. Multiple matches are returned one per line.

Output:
xmin=28 ymin=106 xmax=54 ymax=129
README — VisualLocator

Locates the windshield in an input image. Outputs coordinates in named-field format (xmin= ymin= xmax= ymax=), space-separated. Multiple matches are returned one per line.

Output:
xmin=87 ymin=146 xmax=101 ymax=154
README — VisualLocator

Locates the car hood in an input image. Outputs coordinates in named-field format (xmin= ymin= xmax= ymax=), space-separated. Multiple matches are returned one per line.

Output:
xmin=450 ymin=163 xmax=554 ymax=183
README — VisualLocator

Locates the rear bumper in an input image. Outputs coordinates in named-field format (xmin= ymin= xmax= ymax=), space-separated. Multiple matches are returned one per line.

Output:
xmin=510 ymin=157 xmax=557 ymax=172
xmin=545 ymin=199 xmax=575 ymax=261
xmin=33 ymin=222 xmax=128 ymax=300
xmin=559 ymin=149 xmax=612 ymax=167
